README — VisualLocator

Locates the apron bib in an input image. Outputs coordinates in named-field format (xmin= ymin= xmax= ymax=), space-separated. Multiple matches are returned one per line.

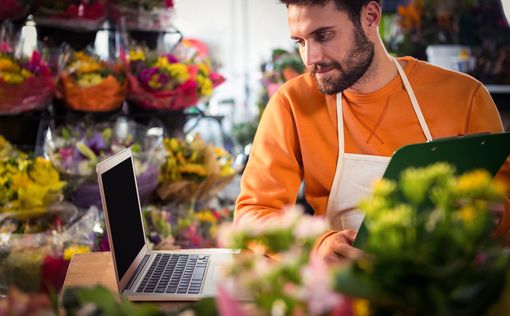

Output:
xmin=325 ymin=58 xmax=433 ymax=231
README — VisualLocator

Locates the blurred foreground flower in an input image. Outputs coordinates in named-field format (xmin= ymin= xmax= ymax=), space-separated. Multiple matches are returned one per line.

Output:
xmin=217 ymin=206 xmax=351 ymax=315
xmin=335 ymin=163 xmax=510 ymax=315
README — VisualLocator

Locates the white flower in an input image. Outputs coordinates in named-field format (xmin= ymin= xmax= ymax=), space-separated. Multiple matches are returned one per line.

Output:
xmin=294 ymin=216 xmax=329 ymax=240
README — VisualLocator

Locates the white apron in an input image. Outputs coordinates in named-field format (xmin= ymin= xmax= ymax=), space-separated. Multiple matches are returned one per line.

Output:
xmin=325 ymin=58 xmax=433 ymax=231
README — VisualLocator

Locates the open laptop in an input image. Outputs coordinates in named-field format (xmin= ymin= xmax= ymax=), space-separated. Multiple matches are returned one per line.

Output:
xmin=96 ymin=147 xmax=236 ymax=301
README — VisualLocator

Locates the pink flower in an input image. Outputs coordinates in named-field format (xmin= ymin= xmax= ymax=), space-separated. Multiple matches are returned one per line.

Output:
xmin=0 ymin=41 xmax=11 ymax=53
xmin=165 ymin=0 xmax=175 ymax=8
xmin=300 ymin=255 xmax=346 ymax=315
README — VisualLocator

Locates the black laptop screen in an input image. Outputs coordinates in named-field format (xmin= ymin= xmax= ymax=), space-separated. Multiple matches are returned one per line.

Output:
xmin=101 ymin=157 xmax=145 ymax=280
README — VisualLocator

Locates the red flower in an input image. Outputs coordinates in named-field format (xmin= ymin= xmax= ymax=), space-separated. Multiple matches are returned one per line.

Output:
xmin=40 ymin=255 xmax=70 ymax=294
xmin=165 ymin=0 xmax=175 ymax=8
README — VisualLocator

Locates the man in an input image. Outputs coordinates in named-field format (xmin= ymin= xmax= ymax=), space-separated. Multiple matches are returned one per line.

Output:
xmin=235 ymin=0 xmax=510 ymax=264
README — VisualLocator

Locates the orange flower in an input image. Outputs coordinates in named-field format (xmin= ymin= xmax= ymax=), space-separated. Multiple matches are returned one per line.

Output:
xmin=398 ymin=0 xmax=423 ymax=31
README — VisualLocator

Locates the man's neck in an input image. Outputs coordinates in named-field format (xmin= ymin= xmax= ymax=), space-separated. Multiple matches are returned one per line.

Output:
xmin=345 ymin=49 xmax=399 ymax=95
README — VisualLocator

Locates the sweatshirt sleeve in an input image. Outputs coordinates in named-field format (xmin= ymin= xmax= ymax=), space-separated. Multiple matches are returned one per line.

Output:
xmin=234 ymin=91 xmax=303 ymax=227
xmin=466 ymin=83 xmax=510 ymax=243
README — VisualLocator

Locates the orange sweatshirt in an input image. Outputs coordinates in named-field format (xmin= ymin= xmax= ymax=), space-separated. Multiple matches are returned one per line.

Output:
xmin=235 ymin=56 xmax=510 ymax=240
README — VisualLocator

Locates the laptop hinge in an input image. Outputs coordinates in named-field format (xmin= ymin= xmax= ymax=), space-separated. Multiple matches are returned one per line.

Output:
xmin=126 ymin=254 xmax=150 ymax=290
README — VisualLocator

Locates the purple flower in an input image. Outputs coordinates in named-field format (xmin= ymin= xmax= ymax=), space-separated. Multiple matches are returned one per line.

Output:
xmin=140 ymin=67 xmax=158 ymax=84
xmin=164 ymin=54 xmax=179 ymax=63
xmin=86 ymin=133 xmax=108 ymax=154
xmin=157 ymin=72 xmax=170 ymax=84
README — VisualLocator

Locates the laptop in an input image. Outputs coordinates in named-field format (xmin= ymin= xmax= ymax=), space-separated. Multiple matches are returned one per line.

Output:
xmin=354 ymin=132 xmax=510 ymax=248
xmin=96 ymin=147 xmax=236 ymax=301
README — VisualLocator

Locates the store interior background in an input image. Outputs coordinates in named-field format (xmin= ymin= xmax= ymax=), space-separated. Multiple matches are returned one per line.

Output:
xmin=170 ymin=0 xmax=510 ymax=135
xmin=8 ymin=0 xmax=510 ymax=151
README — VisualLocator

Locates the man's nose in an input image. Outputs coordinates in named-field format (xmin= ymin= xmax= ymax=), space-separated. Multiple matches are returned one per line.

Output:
xmin=302 ymin=42 xmax=322 ymax=68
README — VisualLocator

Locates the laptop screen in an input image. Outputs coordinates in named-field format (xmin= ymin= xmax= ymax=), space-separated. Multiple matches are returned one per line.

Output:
xmin=100 ymin=156 xmax=146 ymax=280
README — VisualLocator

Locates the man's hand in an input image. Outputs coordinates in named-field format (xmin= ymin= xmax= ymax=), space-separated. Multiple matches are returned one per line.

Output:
xmin=315 ymin=229 xmax=363 ymax=265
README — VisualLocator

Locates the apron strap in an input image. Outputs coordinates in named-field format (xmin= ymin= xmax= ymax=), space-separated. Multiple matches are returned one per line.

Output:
xmin=327 ymin=57 xmax=433 ymax=213
xmin=393 ymin=58 xmax=433 ymax=142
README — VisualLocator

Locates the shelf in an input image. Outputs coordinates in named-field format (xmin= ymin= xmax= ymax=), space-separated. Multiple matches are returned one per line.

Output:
xmin=486 ymin=85 xmax=510 ymax=94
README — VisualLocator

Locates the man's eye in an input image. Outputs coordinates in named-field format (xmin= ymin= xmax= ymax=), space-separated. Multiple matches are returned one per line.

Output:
xmin=294 ymin=40 xmax=305 ymax=47
xmin=316 ymin=32 xmax=332 ymax=42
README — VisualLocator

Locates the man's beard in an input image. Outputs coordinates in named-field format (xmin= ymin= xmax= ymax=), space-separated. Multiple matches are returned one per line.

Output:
xmin=311 ymin=28 xmax=375 ymax=95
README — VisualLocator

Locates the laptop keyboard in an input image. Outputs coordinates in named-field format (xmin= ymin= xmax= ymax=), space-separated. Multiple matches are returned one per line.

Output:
xmin=136 ymin=254 xmax=209 ymax=295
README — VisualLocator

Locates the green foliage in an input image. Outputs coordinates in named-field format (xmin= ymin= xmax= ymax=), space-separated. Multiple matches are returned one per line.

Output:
xmin=62 ymin=286 xmax=166 ymax=316
xmin=334 ymin=163 xmax=510 ymax=316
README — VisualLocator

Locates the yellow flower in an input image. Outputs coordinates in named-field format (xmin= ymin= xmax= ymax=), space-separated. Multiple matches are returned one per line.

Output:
xmin=196 ymin=211 xmax=217 ymax=223
xmin=220 ymin=164 xmax=234 ymax=177
xmin=30 ymin=157 xmax=66 ymax=192
xmin=197 ymin=75 xmax=213 ymax=96
xmin=459 ymin=205 xmax=476 ymax=223
xmin=0 ymin=156 xmax=65 ymax=211
xmin=148 ymin=73 xmax=163 ymax=89
xmin=64 ymin=245 xmax=91 ymax=261
xmin=198 ymin=63 xmax=210 ymax=75
xmin=353 ymin=299 xmax=370 ymax=316
xmin=0 ymin=71 xmax=25 ymax=84
xmin=129 ymin=49 xmax=145 ymax=62
xmin=179 ymin=163 xmax=208 ymax=177
xmin=76 ymin=73 xmax=104 ymax=87
xmin=455 ymin=169 xmax=494 ymax=194
xmin=154 ymin=57 xmax=189 ymax=83
xmin=167 ymin=63 xmax=190 ymax=83
xmin=0 ymin=58 xmax=20 ymax=72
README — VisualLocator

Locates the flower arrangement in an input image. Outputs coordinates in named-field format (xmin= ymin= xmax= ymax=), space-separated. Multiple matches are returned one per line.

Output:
xmin=388 ymin=0 xmax=478 ymax=59
xmin=0 ymin=155 xmax=66 ymax=218
xmin=34 ymin=0 xmax=107 ymax=31
xmin=143 ymin=205 xmax=232 ymax=250
xmin=0 ymin=205 xmax=99 ymax=295
xmin=0 ymin=47 xmax=53 ymax=114
xmin=334 ymin=163 xmax=510 ymax=315
xmin=56 ymin=50 xmax=126 ymax=112
xmin=44 ymin=120 xmax=162 ymax=208
xmin=157 ymin=135 xmax=236 ymax=206
xmin=109 ymin=0 xmax=175 ymax=31
xmin=217 ymin=206 xmax=355 ymax=315
xmin=126 ymin=48 xmax=225 ymax=111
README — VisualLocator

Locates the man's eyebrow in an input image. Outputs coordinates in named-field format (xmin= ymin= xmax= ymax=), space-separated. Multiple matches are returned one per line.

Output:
xmin=291 ymin=26 xmax=335 ymax=40
xmin=310 ymin=26 xmax=335 ymax=36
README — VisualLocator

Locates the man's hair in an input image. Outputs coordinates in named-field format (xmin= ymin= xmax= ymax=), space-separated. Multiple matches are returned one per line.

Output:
xmin=279 ymin=0 xmax=381 ymax=25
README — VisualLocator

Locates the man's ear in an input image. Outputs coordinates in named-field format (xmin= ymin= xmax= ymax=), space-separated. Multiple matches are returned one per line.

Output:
xmin=361 ymin=1 xmax=382 ymax=35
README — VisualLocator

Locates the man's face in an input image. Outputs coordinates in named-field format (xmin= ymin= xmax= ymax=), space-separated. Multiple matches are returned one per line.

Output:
xmin=288 ymin=2 xmax=374 ymax=94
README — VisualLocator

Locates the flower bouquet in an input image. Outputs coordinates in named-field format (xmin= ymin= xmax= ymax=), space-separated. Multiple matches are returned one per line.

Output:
xmin=56 ymin=50 xmax=126 ymax=112
xmin=143 ymin=205 xmax=232 ymax=250
xmin=216 ymin=207 xmax=354 ymax=315
xmin=0 ymin=204 xmax=100 ymax=294
xmin=34 ymin=0 xmax=107 ymax=31
xmin=157 ymin=135 xmax=236 ymax=207
xmin=0 ymin=138 xmax=97 ymax=295
xmin=126 ymin=48 xmax=225 ymax=111
xmin=44 ymin=119 xmax=163 ymax=208
xmin=0 ymin=153 xmax=66 ymax=220
xmin=0 ymin=47 xmax=53 ymax=114
xmin=109 ymin=0 xmax=175 ymax=31
xmin=334 ymin=163 xmax=510 ymax=315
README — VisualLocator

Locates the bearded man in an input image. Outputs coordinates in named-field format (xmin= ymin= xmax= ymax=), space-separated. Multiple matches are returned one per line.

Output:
xmin=235 ymin=0 xmax=510 ymax=264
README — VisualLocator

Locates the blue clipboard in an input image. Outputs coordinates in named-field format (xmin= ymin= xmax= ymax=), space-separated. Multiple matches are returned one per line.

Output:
xmin=354 ymin=132 xmax=510 ymax=248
